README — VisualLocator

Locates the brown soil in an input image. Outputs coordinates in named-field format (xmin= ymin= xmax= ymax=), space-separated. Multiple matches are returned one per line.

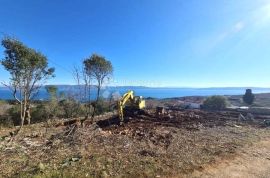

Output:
xmin=190 ymin=139 xmax=270 ymax=178
xmin=0 ymin=109 xmax=270 ymax=177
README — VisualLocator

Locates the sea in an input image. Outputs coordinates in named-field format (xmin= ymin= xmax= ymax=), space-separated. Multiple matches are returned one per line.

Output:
xmin=0 ymin=86 xmax=270 ymax=100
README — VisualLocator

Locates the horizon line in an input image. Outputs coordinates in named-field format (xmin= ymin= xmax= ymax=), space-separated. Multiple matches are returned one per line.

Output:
xmin=0 ymin=84 xmax=270 ymax=89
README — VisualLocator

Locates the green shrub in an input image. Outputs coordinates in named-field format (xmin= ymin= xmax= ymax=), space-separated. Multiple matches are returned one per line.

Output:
xmin=5 ymin=104 xmax=44 ymax=125
xmin=0 ymin=115 xmax=14 ymax=128
xmin=31 ymin=104 xmax=49 ymax=123
xmin=0 ymin=100 xmax=10 ymax=115
xmin=6 ymin=103 xmax=56 ymax=125
xmin=6 ymin=105 xmax=21 ymax=125
xmin=0 ymin=100 xmax=6 ymax=105
xmin=93 ymin=100 xmax=111 ymax=115
xmin=59 ymin=98 xmax=85 ymax=118
xmin=202 ymin=95 xmax=228 ymax=110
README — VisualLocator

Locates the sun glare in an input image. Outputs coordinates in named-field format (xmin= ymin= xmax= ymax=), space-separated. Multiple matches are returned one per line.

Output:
xmin=251 ymin=3 xmax=270 ymax=28
xmin=262 ymin=3 xmax=270 ymax=20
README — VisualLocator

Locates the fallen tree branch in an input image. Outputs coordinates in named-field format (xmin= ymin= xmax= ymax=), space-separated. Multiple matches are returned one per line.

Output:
xmin=65 ymin=125 xmax=77 ymax=137
xmin=54 ymin=118 xmax=85 ymax=127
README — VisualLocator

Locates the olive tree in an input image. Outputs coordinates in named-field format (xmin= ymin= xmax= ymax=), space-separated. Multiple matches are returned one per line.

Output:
xmin=83 ymin=54 xmax=113 ymax=118
xmin=243 ymin=89 xmax=255 ymax=105
xmin=1 ymin=37 xmax=55 ymax=127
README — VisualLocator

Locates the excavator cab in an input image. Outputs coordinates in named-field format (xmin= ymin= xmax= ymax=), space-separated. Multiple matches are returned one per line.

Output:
xmin=132 ymin=96 xmax=145 ymax=109
xmin=118 ymin=91 xmax=146 ymax=122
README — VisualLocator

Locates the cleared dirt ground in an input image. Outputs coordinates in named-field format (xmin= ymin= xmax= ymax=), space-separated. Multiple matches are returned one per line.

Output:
xmin=191 ymin=139 xmax=270 ymax=178
xmin=0 ymin=109 xmax=270 ymax=178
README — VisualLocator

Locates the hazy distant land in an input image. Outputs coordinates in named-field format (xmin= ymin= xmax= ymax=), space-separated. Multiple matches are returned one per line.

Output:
xmin=0 ymin=85 xmax=270 ymax=101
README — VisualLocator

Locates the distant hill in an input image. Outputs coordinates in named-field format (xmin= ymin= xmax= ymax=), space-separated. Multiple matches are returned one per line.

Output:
xmin=1 ymin=85 xmax=270 ymax=90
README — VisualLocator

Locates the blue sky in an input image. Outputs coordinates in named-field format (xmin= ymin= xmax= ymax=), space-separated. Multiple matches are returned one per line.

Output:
xmin=0 ymin=0 xmax=270 ymax=87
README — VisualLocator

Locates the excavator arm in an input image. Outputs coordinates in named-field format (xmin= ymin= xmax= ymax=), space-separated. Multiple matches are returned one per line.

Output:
xmin=118 ymin=90 xmax=146 ymax=122
xmin=118 ymin=91 xmax=134 ymax=121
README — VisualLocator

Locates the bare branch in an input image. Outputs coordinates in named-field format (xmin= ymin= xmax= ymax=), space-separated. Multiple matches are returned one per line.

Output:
xmin=1 ymin=81 xmax=22 ymax=104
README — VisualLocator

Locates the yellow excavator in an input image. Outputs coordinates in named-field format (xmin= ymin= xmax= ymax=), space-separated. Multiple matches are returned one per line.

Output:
xmin=118 ymin=90 xmax=146 ymax=122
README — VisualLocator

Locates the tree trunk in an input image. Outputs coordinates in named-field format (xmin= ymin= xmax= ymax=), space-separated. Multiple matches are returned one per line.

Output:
xmin=86 ymin=84 xmax=91 ymax=120
xmin=20 ymin=102 xmax=24 ymax=127
xmin=23 ymin=91 xmax=28 ymax=125
xmin=19 ymin=88 xmax=24 ymax=128
xmin=91 ymin=82 xmax=101 ymax=121
xmin=96 ymin=86 xmax=100 ymax=102
xmin=88 ymin=84 xmax=91 ymax=118
xmin=21 ymin=103 xmax=27 ymax=128
xmin=26 ymin=105 xmax=31 ymax=125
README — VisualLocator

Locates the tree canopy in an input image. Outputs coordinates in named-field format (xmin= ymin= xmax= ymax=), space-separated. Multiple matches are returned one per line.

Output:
xmin=83 ymin=54 xmax=113 ymax=85
xmin=1 ymin=37 xmax=55 ymax=98
xmin=1 ymin=37 xmax=55 ymax=126
xmin=83 ymin=54 xmax=113 ymax=99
